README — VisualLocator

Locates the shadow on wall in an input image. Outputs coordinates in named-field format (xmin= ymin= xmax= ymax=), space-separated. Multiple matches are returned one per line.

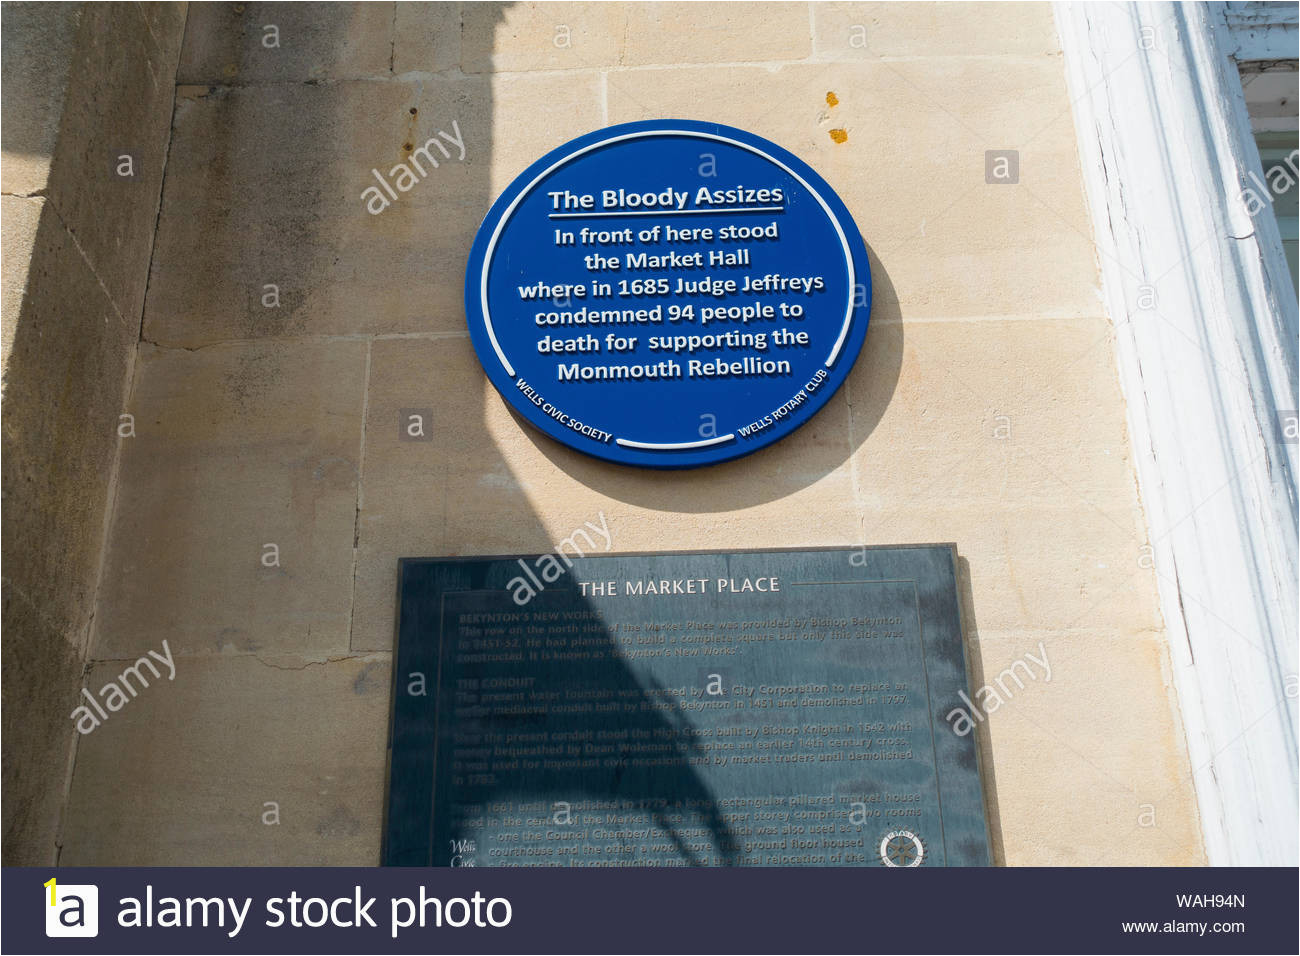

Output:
xmin=377 ymin=1 xmax=742 ymax=864
xmin=1 ymin=3 xmax=185 ymax=865
xmin=32 ymin=0 xmax=742 ymax=867
xmin=32 ymin=1 xmax=928 ymax=867
xmin=161 ymin=0 xmax=750 ymax=865
xmin=0 ymin=203 xmax=112 ymax=867
xmin=430 ymin=13 xmax=906 ymax=864
xmin=448 ymin=644 xmax=743 ymax=864
xmin=390 ymin=569 xmax=741 ymax=865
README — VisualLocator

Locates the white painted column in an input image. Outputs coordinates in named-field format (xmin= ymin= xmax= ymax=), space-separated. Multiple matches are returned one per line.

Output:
xmin=1055 ymin=1 xmax=1298 ymax=865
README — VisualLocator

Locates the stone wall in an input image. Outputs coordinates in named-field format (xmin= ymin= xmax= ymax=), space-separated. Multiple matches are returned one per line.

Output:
xmin=1 ymin=2 xmax=188 ymax=863
xmin=13 ymin=2 xmax=1204 ymax=865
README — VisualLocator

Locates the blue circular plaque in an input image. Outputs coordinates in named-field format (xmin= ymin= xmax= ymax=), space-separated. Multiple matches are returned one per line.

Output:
xmin=464 ymin=119 xmax=872 ymax=469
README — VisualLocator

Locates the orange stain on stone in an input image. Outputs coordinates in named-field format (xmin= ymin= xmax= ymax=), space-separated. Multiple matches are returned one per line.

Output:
xmin=826 ymin=91 xmax=839 ymax=107
xmin=401 ymin=106 xmax=419 ymax=159
xmin=829 ymin=128 xmax=848 ymax=144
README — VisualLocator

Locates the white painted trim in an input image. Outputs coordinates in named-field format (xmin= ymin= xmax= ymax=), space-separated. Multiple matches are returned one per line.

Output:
xmin=1218 ymin=0 xmax=1299 ymax=62
xmin=1055 ymin=1 xmax=1298 ymax=866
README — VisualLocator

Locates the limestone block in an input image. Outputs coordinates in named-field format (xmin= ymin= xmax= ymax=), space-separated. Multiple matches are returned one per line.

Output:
xmin=61 ymin=654 xmax=391 ymax=865
xmin=462 ymin=2 xmax=624 ymax=73
xmin=0 ymin=588 xmax=84 ymax=865
xmin=464 ymin=2 xmax=812 ymax=73
xmin=90 ymin=340 xmax=366 ymax=660
xmin=43 ymin=1 xmax=187 ymax=324
xmin=1 ymin=206 xmax=134 ymax=643
xmin=178 ymin=2 xmax=395 ymax=83
xmin=619 ymin=2 xmax=813 ymax=66
xmin=972 ymin=630 xmax=1204 ymax=865
xmin=811 ymin=2 xmax=1061 ymax=59
xmin=0 ymin=196 xmax=44 ymax=374
xmin=850 ymin=316 xmax=1139 ymax=509
xmin=393 ymin=1 xmax=463 ymax=74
